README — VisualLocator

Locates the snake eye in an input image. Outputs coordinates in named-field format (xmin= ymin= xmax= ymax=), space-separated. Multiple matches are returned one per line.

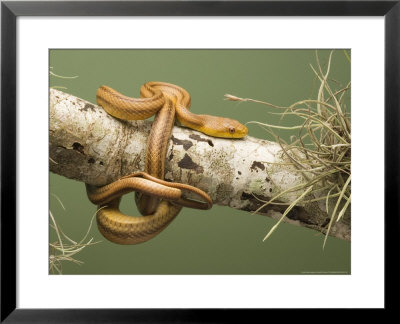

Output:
xmin=229 ymin=127 xmax=235 ymax=134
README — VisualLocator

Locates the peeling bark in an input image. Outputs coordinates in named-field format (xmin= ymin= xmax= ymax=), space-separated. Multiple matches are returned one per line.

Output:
xmin=49 ymin=89 xmax=351 ymax=241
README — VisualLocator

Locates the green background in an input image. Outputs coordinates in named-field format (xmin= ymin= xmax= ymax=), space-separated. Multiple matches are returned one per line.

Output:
xmin=49 ymin=49 xmax=351 ymax=274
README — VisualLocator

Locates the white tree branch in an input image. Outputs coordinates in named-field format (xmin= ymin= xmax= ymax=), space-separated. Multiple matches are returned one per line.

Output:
xmin=49 ymin=89 xmax=350 ymax=241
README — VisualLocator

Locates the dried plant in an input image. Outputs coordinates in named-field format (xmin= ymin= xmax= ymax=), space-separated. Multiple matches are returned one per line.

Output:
xmin=225 ymin=50 xmax=351 ymax=248
xmin=49 ymin=194 xmax=100 ymax=274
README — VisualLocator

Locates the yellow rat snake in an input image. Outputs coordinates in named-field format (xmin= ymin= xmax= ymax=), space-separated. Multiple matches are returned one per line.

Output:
xmin=86 ymin=82 xmax=248 ymax=244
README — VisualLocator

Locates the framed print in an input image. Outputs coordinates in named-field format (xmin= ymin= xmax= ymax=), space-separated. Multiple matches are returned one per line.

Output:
xmin=1 ymin=0 xmax=398 ymax=321
xmin=47 ymin=48 xmax=352 ymax=275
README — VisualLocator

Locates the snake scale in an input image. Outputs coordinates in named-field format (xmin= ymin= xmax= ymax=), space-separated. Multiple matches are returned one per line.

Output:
xmin=86 ymin=81 xmax=248 ymax=244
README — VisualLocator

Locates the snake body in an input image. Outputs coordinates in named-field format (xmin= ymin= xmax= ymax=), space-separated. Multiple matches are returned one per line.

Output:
xmin=87 ymin=82 xmax=248 ymax=244
xmin=87 ymin=172 xmax=211 ymax=244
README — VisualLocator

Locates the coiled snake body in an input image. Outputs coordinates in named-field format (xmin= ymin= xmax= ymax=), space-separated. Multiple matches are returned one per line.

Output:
xmin=86 ymin=82 xmax=248 ymax=244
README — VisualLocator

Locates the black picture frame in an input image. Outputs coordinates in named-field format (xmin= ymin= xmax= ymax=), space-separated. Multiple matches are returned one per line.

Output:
xmin=1 ymin=0 xmax=398 ymax=321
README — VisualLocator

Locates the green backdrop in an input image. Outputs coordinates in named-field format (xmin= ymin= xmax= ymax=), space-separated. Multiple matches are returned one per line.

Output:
xmin=49 ymin=49 xmax=351 ymax=274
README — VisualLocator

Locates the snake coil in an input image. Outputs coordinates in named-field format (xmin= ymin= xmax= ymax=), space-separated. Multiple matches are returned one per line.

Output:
xmin=86 ymin=82 xmax=248 ymax=244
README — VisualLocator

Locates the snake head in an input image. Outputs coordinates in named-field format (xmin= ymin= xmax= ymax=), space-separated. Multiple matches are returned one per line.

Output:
xmin=201 ymin=116 xmax=248 ymax=138
xmin=220 ymin=118 xmax=249 ymax=138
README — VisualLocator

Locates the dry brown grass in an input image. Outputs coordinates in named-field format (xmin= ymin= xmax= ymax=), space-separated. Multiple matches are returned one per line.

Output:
xmin=225 ymin=50 xmax=351 ymax=248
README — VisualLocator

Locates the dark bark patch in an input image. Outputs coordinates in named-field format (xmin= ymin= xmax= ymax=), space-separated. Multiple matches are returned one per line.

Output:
xmin=80 ymin=103 xmax=96 ymax=112
xmin=88 ymin=157 xmax=95 ymax=164
xmin=239 ymin=191 xmax=286 ymax=214
xmin=178 ymin=154 xmax=204 ymax=173
xmin=250 ymin=161 xmax=265 ymax=172
xmin=189 ymin=134 xmax=214 ymax=147
xmin=240 ymin=192 xmax=253 ymax=200
xmin=322 ymin=218 xmax=330 ymax=227
xmin=171 ymin=135 xmax=193 ymax=151
xmin=72 ymin=142 xmax=84 ymax=154
xmin=216 ymin=183 xmax=234 ymax=202
xmin=286 ymin=206 xmax=314 ymax=225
